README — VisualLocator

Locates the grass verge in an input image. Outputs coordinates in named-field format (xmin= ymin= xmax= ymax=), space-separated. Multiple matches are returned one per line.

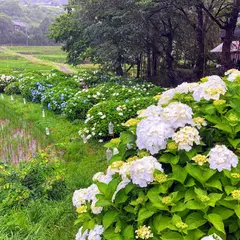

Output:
xmin=0 ymin=94 xmax=106 ymax=240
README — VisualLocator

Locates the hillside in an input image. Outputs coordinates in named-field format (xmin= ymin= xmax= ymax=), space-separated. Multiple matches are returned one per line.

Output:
xmin=21 ymin=0 xmax=68 ymax=6
xmin=0 ymin=0 xmax=66 ymax=45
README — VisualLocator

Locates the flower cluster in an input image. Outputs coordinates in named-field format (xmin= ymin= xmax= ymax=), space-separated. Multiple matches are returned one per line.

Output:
xmin=172 ymin=126 xmax=200 ymax=151
xmin=208 ymin=145 xmax=238 ymax=172
xmin=135 ymin=225 xmax=153 ymax=239
xmin=72 ymin=184 xmax=102 ymax=215
xmin=193 ymin=76 xmax=227 ymax=101
xmin=136 ymin=102 xmax=199 ymax=154
xmin=76 ymin=225 xmax=104 ymax=240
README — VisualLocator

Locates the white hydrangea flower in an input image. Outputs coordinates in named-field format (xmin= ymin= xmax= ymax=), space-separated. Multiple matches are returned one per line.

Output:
xmin=208 ymin=145 xmax=238 ymax=172
xmin=92 ymin=172 xmax=112 ymax=184
xmin=193 ymin=76 xmax=227 ymax=101
xmin=136 ymin=118 xmax=174 ymax=154
xmin=175 ymin=82 xmax=199 ymax=94
xmin=88 ymin=225 xmax=104 ymax=240
xmin=158 ymin=89 xmax=176 ymax=106
xmin=91 ymin=200 xmax=103 ymax=214
xmin=72 ymin=184 xmax=100 ymax=209
xmin=201 ymin=234 xmax=223 ymax=240
xmin=225 ymin=68 xmax=239 ymax=76
xmin=76 ymin=227 xmax=89 ymax=240
xmin=161 ymin=102 xmax=194 ymax=129
xmin=138 ymin=105 xmax=163 ymax=118
xmin=119 ymin=162 xmax=133 ymax=180
xmin=227 ymin=71 xmax=240 ymax=82
xmin=129 ymin=156 xmax=164 ymax=187
xmin=172 ymin=126 xmax=200 ymax=152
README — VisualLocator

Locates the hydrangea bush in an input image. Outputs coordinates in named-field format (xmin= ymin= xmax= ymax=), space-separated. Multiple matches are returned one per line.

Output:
xmin=80 ymin=97 xmax=157 ymax=141
xmin=0 ymin=74 xmax=16 ymax=92
xmin=73 ymin=71 xmax=240 ymax=240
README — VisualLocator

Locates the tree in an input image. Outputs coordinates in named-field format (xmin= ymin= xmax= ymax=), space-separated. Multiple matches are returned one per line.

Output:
xmin=201 ymin=0 xmax=240 ymax=70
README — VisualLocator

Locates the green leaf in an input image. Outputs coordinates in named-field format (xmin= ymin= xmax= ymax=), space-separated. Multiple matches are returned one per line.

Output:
xmin=103 ymin=211 xmax=119 ymax=229
xmin=224 ymin=185 xmax=236 ymax=195
xmin=214 ymin=122 xmax=232 ymax=134
xmin=206 ymin=213 xmax=225 ymax=234
xmin=228 ymin=138 xmax=240 ymax=148
xmin=171 ymin=214 xmax=182 ymax=225
xmin=103 ymin=228 xmax=122 ymax=240
xmin=153 ymin=215 xmax=171 ymax=233
xmin=185 ymin=178 xmax=195 ymax=187
xmin=95 ymin=200 xmax=111 ymax=207
xmin=115 ymin=189 xmax=129 ymax=204
xmin=208 ymin=193 xmax=223 ymax=207
xmin=171 ymin=165 xmax=187 ymax=184
xmin=186 ymin=164 xmax=216 ymax=184
xmin=185 ymin=200 xmax=206 ymax=210
xmin=185 ymin=213 xmax=207 ymax=230
xmin=183 ymin=229 xmax=205 ymax=240
xmin=235 ymin=205 xmax=240 ymax=219
xmin=120 ymin=131 xmax=136 ymax=144
xmin=161 ymin=231 xmax=183 ymax=240
xmin=96 ymin=182 xmax=108 ymax=195
xmin=205 ymin=179 xmax=222 ymax=191
xmin=137 ymin=208 xmax=155 ymax=223
xmin=212 ymin=207 xmax=234 ymax=220
xmin=123 ymin=225 xmax=134 ymax=240
xmin=159 ymin=154 xmax=179 ymax=164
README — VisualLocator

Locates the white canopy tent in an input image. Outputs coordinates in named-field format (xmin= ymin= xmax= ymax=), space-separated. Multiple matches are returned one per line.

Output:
xmin=211 ymin=41 xmax=240 ymax=53
xmin=211 ymin=41 xmax=240 ymax=61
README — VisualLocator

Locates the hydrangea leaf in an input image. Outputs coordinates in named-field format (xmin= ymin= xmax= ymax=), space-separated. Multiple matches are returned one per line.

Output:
xmin=103 ymin=211 xmax=119 ymax=229
xmin=206 ymin=213 xmax=225 ymax=234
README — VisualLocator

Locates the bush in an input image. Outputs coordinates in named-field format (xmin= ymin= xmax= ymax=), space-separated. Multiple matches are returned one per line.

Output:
xmin=80 ymin=96 xmax=157 ymax=141
xmin=0 ymin=74 xmax=16 ymax=92
xmin=72 ymin=73 xmax=240 ymax=240
xmin=0 ymin=151 xmax=66 ymax=207
xmin=42 ymin=86 xmax=78 ymax=113
xmin=4 ymin=81 xmax=21 ymax=95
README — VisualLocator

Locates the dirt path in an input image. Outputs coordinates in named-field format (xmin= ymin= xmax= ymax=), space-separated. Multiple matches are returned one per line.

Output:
xmin=0 ymin=47 xmax=76 ymax=74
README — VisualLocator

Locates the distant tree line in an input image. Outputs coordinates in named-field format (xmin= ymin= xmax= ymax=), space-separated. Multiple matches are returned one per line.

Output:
xmin=50 ymin=0 xmax=240 ymax=86
xmin=0 ymin=0 xmax=64 ymax=46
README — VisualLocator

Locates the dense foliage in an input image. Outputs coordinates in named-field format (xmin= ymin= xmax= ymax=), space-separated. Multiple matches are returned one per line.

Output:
xmin=1 ymin=70 xmax=163 ymax=141
xmin=50 ymin=0 xmax=240 ymax=85
xmin=72 ymin=70 xmax=240 ymax=240
xmin=0 ymin=0 xmax=64 ymax=45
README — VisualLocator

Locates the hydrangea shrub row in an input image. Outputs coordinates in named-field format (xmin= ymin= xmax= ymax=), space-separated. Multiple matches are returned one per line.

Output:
xmin=72 ymin=70 xmax=240 ymax=240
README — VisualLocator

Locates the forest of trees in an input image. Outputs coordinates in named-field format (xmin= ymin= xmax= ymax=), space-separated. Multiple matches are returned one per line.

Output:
xmin=0 ymin=0 xmax=65 ymax=46
xmin=50 ymin=0 xmax=240 ymax=86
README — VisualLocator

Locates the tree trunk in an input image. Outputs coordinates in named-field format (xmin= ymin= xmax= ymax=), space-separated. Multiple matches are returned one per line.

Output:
xmin=194 ymin=5 xmax=205 ymax=79
xmin=166 ymin=32 xmax=175 ymax=86
xmin=116 ymin=55 xmax=123 ymax=76
xmin=147 ymin=45 xmax=151 ymax=79
xmin=221 ymin=3 xmax=239 ymax=71
xmin=152 ymin=48 xmax=158 ymax=82
xmin=136 ymin=54 xmax=142 ymax=78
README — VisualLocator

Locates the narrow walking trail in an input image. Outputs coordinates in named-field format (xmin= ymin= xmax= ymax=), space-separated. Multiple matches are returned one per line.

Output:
xmin=0 ymin=47 xmax=76 ymax=74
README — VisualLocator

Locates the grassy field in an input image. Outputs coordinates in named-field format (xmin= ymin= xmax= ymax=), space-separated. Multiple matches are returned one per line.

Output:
xmin=4 ymin=46 xmax=99 ymax=71
xmin=7 ymin=46 xmax=67 ymax=63
xmin=0 ymin=95 xmax=106 ymax=239
xmin=0 ymin=50 xmax=53 ymax=74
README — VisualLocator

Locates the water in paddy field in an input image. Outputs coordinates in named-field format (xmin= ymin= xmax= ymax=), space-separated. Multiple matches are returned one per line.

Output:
xmin=0 ymin=118 xmax=43 ymax=164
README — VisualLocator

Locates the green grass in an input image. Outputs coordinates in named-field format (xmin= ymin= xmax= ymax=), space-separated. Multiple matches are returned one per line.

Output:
xmin=4 ymin=46 xmax=99 ymax=71
xmin=0 ymin=50 xmax=53 ymax=74
xmin=0 ymin=95 xmax=106 ymax=239
xmin=7 ymin=46 xmax=67 ymax=64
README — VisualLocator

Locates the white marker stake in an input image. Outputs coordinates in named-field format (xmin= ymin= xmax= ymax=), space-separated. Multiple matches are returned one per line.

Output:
xmin=42 ymin=109 xmax=45 ymax=118
xmin=10 ymin=95 xmax=14 ymax=101
xmin=23 ymin=98 xmax=26 ymax=104
xmin=46 ymin=127 xmax=50 ymax=135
